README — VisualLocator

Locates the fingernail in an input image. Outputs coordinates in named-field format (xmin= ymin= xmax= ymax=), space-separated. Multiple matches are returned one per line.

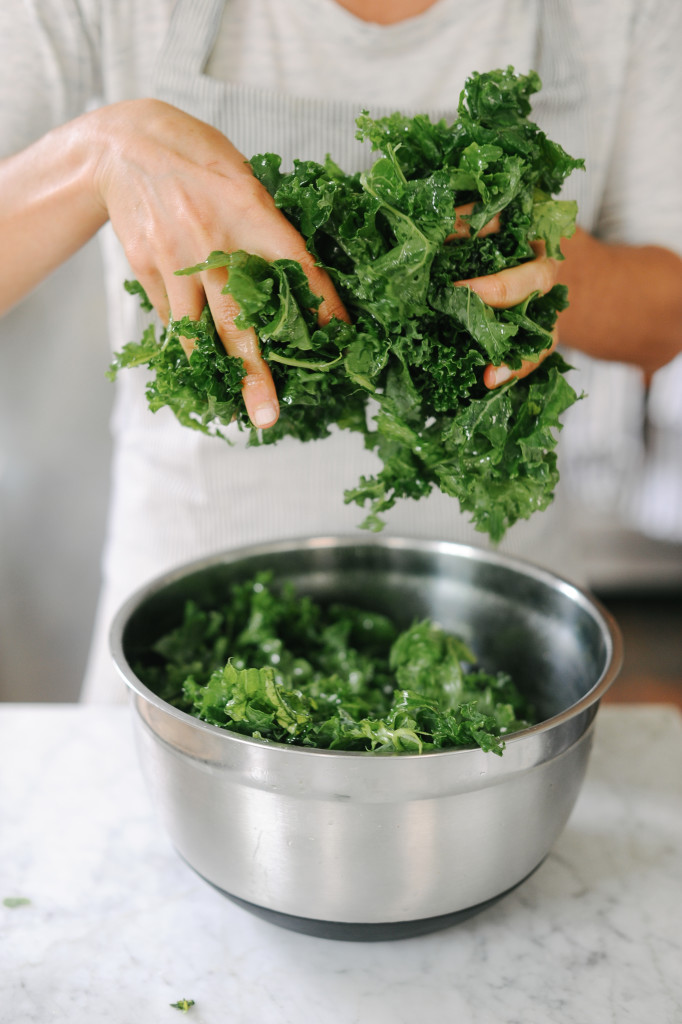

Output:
xmin=492 ymin=365 xmax=514 ymax=386
xmin=252 ymin=402 xmax=278 ymax=428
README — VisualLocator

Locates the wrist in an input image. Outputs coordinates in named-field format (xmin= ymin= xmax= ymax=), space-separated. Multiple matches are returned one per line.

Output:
xmin=557 ymin=228 xmax=682 ymax=374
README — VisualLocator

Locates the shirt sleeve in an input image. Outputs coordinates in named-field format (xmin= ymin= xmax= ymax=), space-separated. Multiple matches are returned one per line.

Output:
xmin=0 ymin=0 xmax=102 ymax=157
xmin=596 ymin=0 xmax=682 ymax=255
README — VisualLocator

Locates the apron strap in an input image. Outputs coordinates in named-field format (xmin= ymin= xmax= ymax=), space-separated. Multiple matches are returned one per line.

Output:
xmin=156 ymin=0 xmax=226 ymax=79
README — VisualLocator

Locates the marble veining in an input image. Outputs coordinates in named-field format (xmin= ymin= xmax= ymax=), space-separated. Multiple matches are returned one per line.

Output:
xmin=1 ymin=704 xmax=680 ymax=1024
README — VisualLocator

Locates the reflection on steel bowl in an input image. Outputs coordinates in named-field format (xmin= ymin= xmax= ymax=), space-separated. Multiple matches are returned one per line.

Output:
xmin=110 ymin=536 xmax=622 ymax=941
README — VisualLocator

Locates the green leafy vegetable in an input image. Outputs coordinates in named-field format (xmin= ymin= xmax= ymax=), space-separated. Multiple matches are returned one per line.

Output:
xmin=137 ymin=572 xmax=535 ymax=755
xmin=3 ymin=897 xmax=31 ymax=908
xmin=109 ymin=67 xmax=584 ymax=541
xmin=170 ymin=999 xmax=195 ymax=1013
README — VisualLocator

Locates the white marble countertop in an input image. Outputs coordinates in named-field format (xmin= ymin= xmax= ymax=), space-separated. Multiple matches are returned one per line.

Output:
xmin=1 ymin=703 xmax=680 ymax=1024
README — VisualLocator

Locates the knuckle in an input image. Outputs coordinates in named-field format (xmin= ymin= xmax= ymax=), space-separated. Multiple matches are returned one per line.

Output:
xmin=295 ymin=248 xmax=320 ymax=276
xmin=165 ymin=188 xmax=217 ymax=246
xmin=217 ymin=323 xmax=262 ymax=367
xmin=241 ymin=367 xmax=271 ymax=391
xmin=227 ymin=173 xmax=276 ymax=224
xmin=484 ymin=277 xmax=509 ymax=306
xmin=125 ymin=240 xmax=158 ymax=283
xmin=323 ymin=295 xmax=350 ymax=324
xmin=211 ymin=289 xmax=243 ymax=326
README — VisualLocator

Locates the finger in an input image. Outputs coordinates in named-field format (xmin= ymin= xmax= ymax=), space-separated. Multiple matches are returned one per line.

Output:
xmin=296 ymin=247 xmax=350 ymax=325
xmin=456 ymin=252 xmax=558 ymax=309
xmin=446 ymin=203 xmax=501 ymax=242
xmin=202 ymin=266 xmax=279 ymax=428
xmin=167 ymin=263 xmax=278 ymax=427
xmin=125 ymin=252 xmax=172 ymax=325
xmin=483 ymin=327 xmax=558 ymax=389
xmin=265 ymin=224 xmax=350 ymax=326
xmin=163 ymin=269 xmax=205 ymax=359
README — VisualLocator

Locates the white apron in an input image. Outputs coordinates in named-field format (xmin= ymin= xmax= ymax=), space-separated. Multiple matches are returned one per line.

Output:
xmin=82 ymin=0 xmax=590 ymax=702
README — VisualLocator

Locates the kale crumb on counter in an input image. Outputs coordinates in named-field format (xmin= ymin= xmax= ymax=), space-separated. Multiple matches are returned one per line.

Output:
xmin=3 ymin=897 xmax=31 ymax=908
xmin=136 ymin=571 xmax=535 ymax=755
xmin=108 ymin=66 xmax=584 ymax=543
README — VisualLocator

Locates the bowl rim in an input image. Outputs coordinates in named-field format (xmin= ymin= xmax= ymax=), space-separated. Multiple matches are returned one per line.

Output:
xmin=109 ymin=534 xmax=624 ymax=759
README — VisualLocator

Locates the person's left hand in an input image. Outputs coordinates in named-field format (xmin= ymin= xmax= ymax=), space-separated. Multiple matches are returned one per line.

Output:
xmin=449 ymin=204 xmax=560 ymax=388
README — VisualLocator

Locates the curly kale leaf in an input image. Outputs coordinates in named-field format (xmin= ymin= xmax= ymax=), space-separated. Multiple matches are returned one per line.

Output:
xmin=170 ymin=999 xmax=195 ymax=1013
xmin=108 ymin=302 xmax=248 ymax=437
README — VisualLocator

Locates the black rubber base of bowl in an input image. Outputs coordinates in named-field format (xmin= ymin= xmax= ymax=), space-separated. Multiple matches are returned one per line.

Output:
xmin=189 ymin=860 xmax=541 ymax=941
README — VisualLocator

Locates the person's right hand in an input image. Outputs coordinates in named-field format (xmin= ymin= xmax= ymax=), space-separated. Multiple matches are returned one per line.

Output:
xmin=92 ymin=99 xmax=349 ymax=428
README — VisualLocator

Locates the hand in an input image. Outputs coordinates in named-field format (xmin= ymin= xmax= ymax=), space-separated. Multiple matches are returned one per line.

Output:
xmin=449 ymin=204 xmax=560 ymax=388
xmin=93 ymin=100 xmax=349 ymax=428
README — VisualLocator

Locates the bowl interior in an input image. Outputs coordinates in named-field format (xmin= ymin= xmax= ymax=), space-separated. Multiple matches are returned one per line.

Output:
xmin=118 ymin=537 xmax=620 ymax=725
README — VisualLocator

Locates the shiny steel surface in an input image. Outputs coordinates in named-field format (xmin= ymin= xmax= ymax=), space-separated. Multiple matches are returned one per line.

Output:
xmin=110 ymin=536 xmax=622 ymax=928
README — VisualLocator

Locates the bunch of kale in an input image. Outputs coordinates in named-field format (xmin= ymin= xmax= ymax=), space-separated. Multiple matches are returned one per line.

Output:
xmin=109 ymin=67 xmax=584 ymax=541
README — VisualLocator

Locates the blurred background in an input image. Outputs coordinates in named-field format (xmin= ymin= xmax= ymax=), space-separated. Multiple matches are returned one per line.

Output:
xmin=1 ymin=245 xmax=681 ymax=706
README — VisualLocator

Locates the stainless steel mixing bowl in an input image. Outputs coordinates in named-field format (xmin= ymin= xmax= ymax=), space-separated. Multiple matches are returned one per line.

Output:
xmin=110 ymin=536 xmax=622 ymax=940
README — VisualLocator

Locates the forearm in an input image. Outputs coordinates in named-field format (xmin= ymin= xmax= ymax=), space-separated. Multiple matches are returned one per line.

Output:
xmin=0 ymin=111 xmax=107 ymax=316
xmin=557 ymin=227 xmax=682 ymax=377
